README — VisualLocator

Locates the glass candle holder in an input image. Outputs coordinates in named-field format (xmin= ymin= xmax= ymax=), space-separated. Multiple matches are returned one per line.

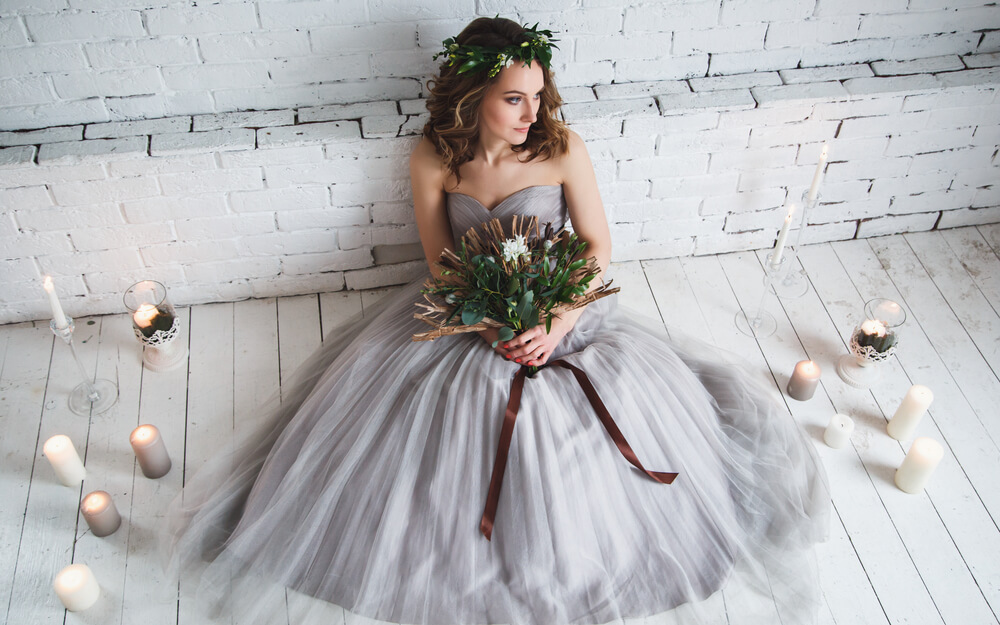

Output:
xmin=123 ymin=281 xmax=187 ymax=372
xmin=837 ymin=298 xmax=906 ymax=389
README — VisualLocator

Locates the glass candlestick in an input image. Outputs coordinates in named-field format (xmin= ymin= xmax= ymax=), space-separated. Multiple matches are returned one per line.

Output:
xmin=735 ymin=252 xmax=784 ymax=338
xmin=123 ymin=280 xmax=187 ymax=372
xmin=771 ymin=190 xmax=819 ymax=300
xmin=50 ymin=317 xmax=119 ymax=416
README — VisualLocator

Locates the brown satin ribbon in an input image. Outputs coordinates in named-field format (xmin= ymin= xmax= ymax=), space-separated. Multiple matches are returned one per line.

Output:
xmin=480 ymin=359 xmax=678 ymax=540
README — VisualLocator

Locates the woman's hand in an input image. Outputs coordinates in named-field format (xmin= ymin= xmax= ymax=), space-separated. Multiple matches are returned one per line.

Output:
xmin=502 ymin=316 xmax=573 ymax=367
xmin=479 ymin=327 xmax=512 ymax=359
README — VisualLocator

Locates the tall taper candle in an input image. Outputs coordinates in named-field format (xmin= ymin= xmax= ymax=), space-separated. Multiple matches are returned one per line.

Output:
xmin=43 ymin=276 xmax=69 ymax=329
xmin=43 ymin=435 xmax=86 ymax=486
xmin=806 ymin=142 xmax=829 ymax=205
xmin=887 ymin=385 xmax=934 ymax=441
xmin=770 ymin=203 xmax=796 ymax=267
xmin=53 ymin=563 xmax=100 ymax=611
xmin=895 ymin=437 xmax=943 ymax=493
xmin=80 ymin=491 xmax=122 ymax=537
xmin=130 ymin=424 xmax=171 ymax=478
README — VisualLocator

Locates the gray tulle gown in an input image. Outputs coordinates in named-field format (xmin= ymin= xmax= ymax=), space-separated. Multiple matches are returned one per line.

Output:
xmin=163 ymin=184 xmax=830 ymax=625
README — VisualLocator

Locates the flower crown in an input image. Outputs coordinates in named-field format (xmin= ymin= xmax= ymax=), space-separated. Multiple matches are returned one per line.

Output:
xmin=433 ymin=22 xmax=559 ymax=78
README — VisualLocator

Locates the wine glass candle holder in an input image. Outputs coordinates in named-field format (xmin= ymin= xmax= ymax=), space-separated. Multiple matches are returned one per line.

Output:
xmin=837 ymin=298 xmax=905 ymax=389
xmin=735 ymin=252 xmax=785 ymax=338
xmin=123 ymin=281 xmax=187 ymax=372
xmin=771 ymin=190 xmax=820 ymax=300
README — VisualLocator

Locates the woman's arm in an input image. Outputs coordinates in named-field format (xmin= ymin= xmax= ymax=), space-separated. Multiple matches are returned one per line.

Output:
xmin=410 ymin=137 xmax=454 ymax=281
xmin=504 ymin=130 xmax=611 ymax=367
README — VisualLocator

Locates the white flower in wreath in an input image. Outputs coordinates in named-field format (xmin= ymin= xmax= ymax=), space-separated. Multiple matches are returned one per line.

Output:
xmin=501 ymin=234 xmax=530 ymax=263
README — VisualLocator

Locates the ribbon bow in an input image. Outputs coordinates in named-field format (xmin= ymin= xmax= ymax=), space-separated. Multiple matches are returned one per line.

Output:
xmin=480 ymin=359 xmax=678 ymax=540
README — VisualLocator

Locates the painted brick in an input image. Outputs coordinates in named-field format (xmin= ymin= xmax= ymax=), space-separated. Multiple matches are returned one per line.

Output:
xmin=937 ymin=67 xmax=1000 ymax=88
xmin=299 ymin=101 xmax=398 ymax=123
xmin=51 ymin=176 xmax=160 ymax=206
xmin=890 ymin=33 xmax=979 ymax=63
xmin=689 ymin=72 xmax=782 ymax=92
xmin=159 ymin=167 xmax=263 ymax=195
xmin=675 ymin=25 xmax=767 ymax=55
xmin=38 ymin=248 xmax=143 ymax=275
xmin=604 ymin=181 xmax=652 ymax=205
xmin=0 ymin=257 xmax=38 ymax=283
xmin=857 ymin=212 xmax=939 ymax=238
xmin=398 ymin=99 xmax=427 ymax=115
xmin=594 ymin=81 xmax=689 ymax=101
xmin=825 ymin=157 xmax=911 ymax=183
xmin=162 ymin=62 xmax=268 ymax=91
xmin=109 ymin=153 xmax=217 ymax=177
xmin=151 ymin=129 xmax=256 ymax=156
xmin=619 ymin=154 xmax=710 ymax=181
xmin=723 ymin=207 xmax=786 ymax=233
xmin=265 ymin=157 xmax=401 ymax=187
xmin=219 ymin=145 xmax=324 ymax=168
xmin=614 ymin=56 xmax=707 ymax=82
xmin=910 ymin=146 xmax=995 ymax=175
xmin=83 ymin=265 xmax=187 ymax=296
xmin=249 ymin=272 xmax=345 ymax=298
xmin=258 ymin=122 xmax=361 ymax=148
xmin=694 ymin=230 xmax=775 ymax=255
xmin=927 ymin=104 xmax=1000 ymax=129
xmin=230 ymin=187 xmax=328 ymax=213
xmin=560 ymin=98 xmax=659 ymax=123
xmin=859 ymin=7 xmax=1000 ymax=39
xmin=737 ymin=165 xmax=814 ymax=192
xmin=277 ymin=206 xmax=371 ymax=231
xmin=0 ymin=145 xmax=36 ymax=168
xmin=371 ymin=201 xmax=411 ymax=225
xmin=184 ymin=257 xmax=281 ymax=283
xmin=0 ymin=125 xmax=83 ymax=147
xmin=844 ymin=74 xmax=943 ymax=97
xmin=85 ymin=117 xmax=191 ymax=139
xmin=953 ymin=167 xmax=999 ymax=189
xmin=199 ymin=31 xmax=310 ymax=62
xmin=258 ymin=1 xmax=366 ymax=29
xmin=813 ymin=96 xmax=905 ymax=120
xmin=838 ymin=112 xmax=930 ymax=139
xmin=70 ymin=222 xmax=174 ymax=252
xmin=174 ymin=213 xmax=274 ymax=241
xmin=146 ymin=4 xmax=258 ymax=35
xmin=938 ymin=206 xmax=1000 ymax=228
xmin=709 ymin=146 xmax=799 ymax=173
xmin=873 ymin=56 xmax=965 ymax=76
xmin=800 ymin=39 xmax=896 ymax=68
xmin=53 ymin=67 xmax=161 ymax=99
xmin=16 ymin=202 xmax=122 ymax=232
xmin=362 ymin=115 xmax=405 ymax=138
xmin=24 ymin=10 xmax=144 ymax=43
xmin=657 ymin=89 xmax=755 ymax=115
xmin=886 ymin=127 xmax=976 ymax=156
xmin=0 ymin=76 xmax=55 ymax=108
xmin=964 ymin=52 xmax=1000 ymax=69
xmin=311 ymin=23 xmax=415 ymax=54
xmin=652 ymin=127 xmax=751 ymax=154
xmin=399 ymin=114 xmax=427 ymax=136
xmin=650 ymin=172 xmax=740 ymax=199
xmin=1 ymin=185 xmax=52 ymax=210
xmin=870 ymin=172 xmax=955 ymax=199
xmin=241 ymin=231 xmax=337 ymax=256
xmin=575 ymin=33 xmax=674 ymax=63
xmin=622 ymin=2 xmax=719 ymax=33
xmin=344 ymin=259 xmax=425 ymax=290
xmin=38 ymin=136 xmax=148 ymax=163
xmin=765 ymin=17 xmax=861 ymax=49
xmin=587 ymin=136 xmax=657 ymax=162
xmin=0 ymin=17 xmax=28 ymax=47
xmin=748 ymin=120 xmax=839 ymax=149
xmin=122 ymin=195 xmax=227 ymax=223
xmin=702 ymin=189 xmax=788 ymax=216
xmin=778 ymin=64 xmax=873 ymax=84
xmin=85 ymin=37 xmax=199 ymax=70
xmin=560 ymin=87 xmax=597 ymax=103
xmin=973 ymin=186 xmax=1000 ymax=208
xmin=717 ymin=105 xmax=813 ymax=128
xmin=283 ymin=248 xmax=374 ymax=275
xmin=0 ymin=44 xmax=88 ymax=79
xmin=0 ymin=162 xmax=105 ymax=186
xmin=709 ymin=48 xmax=803 ymax=76
xmin=752 ymin=82 xmax=849 ymax=107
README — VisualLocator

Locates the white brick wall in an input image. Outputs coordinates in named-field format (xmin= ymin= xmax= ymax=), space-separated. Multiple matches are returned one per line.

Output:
xmin=1 ymin=1 xmax=999 ymax=323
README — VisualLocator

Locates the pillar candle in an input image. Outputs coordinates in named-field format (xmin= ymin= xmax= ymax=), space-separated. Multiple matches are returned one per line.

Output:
xmin=787 ymin=360 xmax=821 ymax=401
xmin=824 ymin=414 xmax=854 ymax=449
xmin=42 ymin=435 xmax=86 ymax=486
xmin=895 ymin=437 xmax=944 ymax=494
xmin=130 ymin=424 xmax=171 ymax=479
xmin=43 ymin=276 xmax=69 ymax=329
xmin=53 ymin=563 xmax=100 ymax=611
xmin=80 ymin=491 xmax=122 ymax=537
xmin=886 ymin=385 xmax=934 ymax=441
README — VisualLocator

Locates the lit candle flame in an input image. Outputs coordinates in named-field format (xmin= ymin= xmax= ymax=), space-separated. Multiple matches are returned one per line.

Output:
xmin=133 ymin=304 xmax=157 ymax=328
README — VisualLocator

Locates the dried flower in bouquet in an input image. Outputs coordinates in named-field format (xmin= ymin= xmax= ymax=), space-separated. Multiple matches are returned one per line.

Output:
xmin=412 ymin=215 xmax=619 ymax=344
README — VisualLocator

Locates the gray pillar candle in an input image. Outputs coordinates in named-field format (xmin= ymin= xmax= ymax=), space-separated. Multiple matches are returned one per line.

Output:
xmin=80 ymin=490 xmax=121 ymax=537
xmin=787 ymin=360 xmax=821 ymax=401
xmin=129 ymin=424 xmax=171 ymax=479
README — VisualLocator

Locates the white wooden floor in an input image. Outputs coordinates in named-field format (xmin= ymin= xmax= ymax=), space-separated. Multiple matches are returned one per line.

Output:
xmin=3 ymin=225 xmax=1000 ymax=625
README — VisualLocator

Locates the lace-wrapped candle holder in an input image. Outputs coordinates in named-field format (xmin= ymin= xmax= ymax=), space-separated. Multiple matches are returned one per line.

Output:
xmin=837 ymin=298 xmax=905 ymax=389
xmin=123 ymin=280 xmax=187 ymax=372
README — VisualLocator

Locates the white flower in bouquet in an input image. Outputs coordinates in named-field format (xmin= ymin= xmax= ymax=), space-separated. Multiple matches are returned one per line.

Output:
xmin=501 ymin=234 xmax=530 ymax=263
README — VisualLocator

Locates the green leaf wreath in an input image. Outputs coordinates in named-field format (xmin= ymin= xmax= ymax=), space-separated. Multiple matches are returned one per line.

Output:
xmin=412 ymin=216 xmax=619 ymax=345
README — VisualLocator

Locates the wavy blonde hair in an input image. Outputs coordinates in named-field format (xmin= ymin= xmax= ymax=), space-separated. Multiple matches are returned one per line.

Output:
xmin=422 ymin=17 xmax=570 ymax=183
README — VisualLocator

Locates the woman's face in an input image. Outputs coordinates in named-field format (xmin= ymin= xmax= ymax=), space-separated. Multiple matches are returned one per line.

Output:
xmin=478 ymin=61 xmax=544 ymax=147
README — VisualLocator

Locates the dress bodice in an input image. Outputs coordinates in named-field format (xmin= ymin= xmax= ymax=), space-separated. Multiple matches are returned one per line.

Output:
xmin=446 ymin=184 xmax=567 ymax=242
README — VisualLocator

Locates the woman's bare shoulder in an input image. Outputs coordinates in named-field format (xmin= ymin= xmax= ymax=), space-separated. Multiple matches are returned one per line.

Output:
xmin=410 ymin=136 xmax=444 ymax=171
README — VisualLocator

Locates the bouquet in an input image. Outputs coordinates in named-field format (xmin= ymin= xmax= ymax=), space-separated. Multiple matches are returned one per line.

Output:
xmin=412 ymin=215 xmax=618 ymax=346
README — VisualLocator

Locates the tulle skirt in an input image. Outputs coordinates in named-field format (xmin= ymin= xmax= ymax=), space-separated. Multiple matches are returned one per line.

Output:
xmin=162 ymin=272 xmax=830 ymax=625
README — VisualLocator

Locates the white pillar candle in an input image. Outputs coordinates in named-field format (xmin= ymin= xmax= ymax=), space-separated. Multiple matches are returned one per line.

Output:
xmin=130 ymin=424 xmax=172 ymax=479
xmin=43 ymin=276 xmax=69 ymax=329
xmin=80 ymin=491 xmax=122 ymax=537
xmin=887 ymin=384 xmax=934 ymax=441
xmin=806 ymin=142 xmax=829 ymax=205
xmin=770 ymin=203 xmax=796 ymax=267
xmin=53 ymin=563 xmax=100 ymax=611
xmin=824 ymin=414 xmax=854 ymax=449
xmin=43 ymin=435 xmax=86 ymax=486
xmin=787 ymin=359 xmax=822 ymax=401
xmin=895 ymin=437 xmax=944 ymax=494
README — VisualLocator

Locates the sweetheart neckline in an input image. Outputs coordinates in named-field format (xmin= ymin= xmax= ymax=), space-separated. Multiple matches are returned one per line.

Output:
xmin=446 ymin=184 xmax=562 ymax=213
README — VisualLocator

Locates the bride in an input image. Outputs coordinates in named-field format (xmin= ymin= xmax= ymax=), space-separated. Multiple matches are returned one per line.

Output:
xmin=164 ymin=16 xmax=830 ymax=625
